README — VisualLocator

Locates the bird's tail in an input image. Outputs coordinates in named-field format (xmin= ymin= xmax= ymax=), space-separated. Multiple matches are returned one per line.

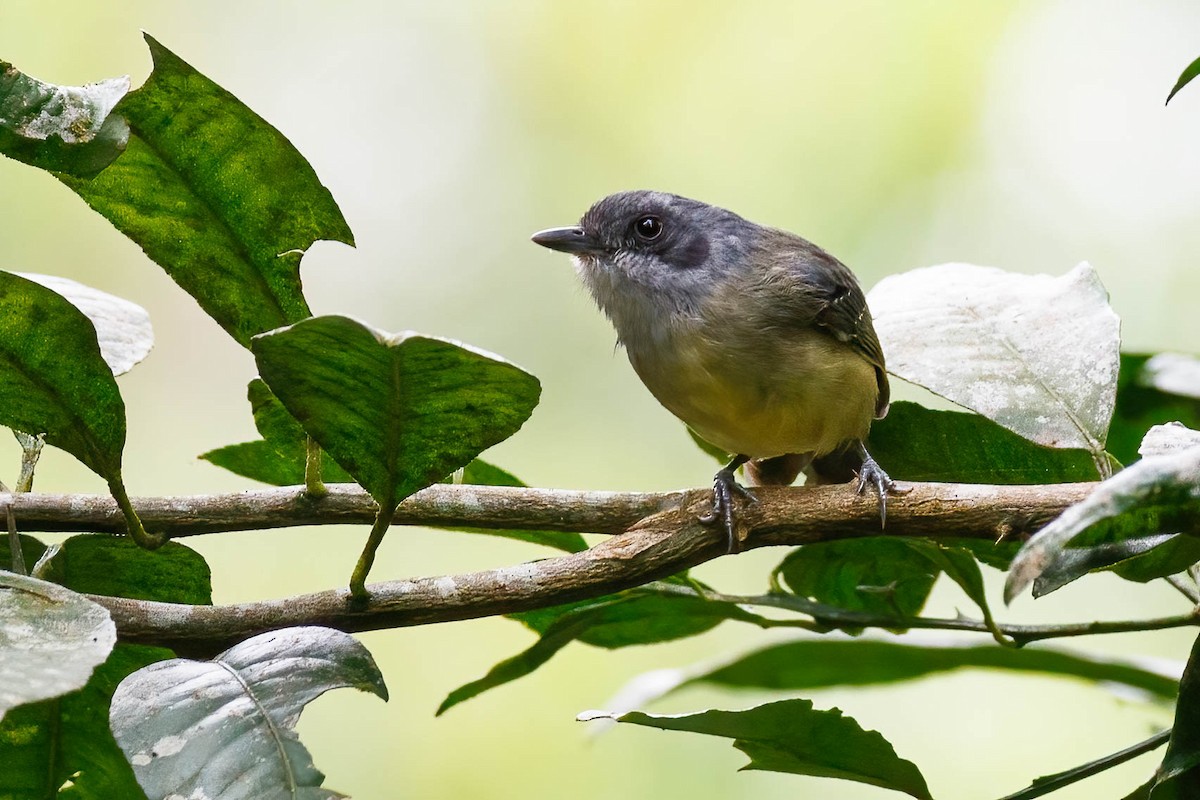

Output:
xmin=744 ymin=453 xmax=811 ymax=486
xmin=804 ymin=444 xmax=866 ymax=485
xmin=745 ymin=441 xmax=876 ymax=487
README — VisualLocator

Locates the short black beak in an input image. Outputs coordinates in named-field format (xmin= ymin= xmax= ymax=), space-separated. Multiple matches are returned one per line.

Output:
xmin=530 ymin=226 xmax=607 ymax=256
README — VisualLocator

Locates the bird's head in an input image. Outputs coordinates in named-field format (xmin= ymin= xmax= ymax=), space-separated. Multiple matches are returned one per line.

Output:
xmin=532 ymin=190 xmax=754 ymax=339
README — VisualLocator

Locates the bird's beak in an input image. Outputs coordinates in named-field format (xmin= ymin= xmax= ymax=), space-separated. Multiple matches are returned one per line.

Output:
xmin=530 ymin=226 xmax=608 ymax=256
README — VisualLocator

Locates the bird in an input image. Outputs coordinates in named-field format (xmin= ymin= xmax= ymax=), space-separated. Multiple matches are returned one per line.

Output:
xmin=532 ymin=190 xmax=898 ymax=553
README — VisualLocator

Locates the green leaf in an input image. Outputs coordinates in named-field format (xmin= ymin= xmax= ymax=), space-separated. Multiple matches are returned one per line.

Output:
xmin=198 ymin=439 xmax=312 ymax=486
xmin=0 ymin=644 xmax=169 ymax=800
xmin=0 ymin=572 xmax=117 ymax=720
xmin=1110 ymin=535 xmax=1200 ymax=583
xmin=0 ymin=270 xmax=126 ymax=480
xmin=1109 ymin=354 xmax=1200 ymax=467
xmin=1006 ymin=447 xmax=1200 ymax=602
xmin=512 ymin=583 xmax=752 ymax=647
xmin=109 ymin=627 xmax=387 ymax=800
xmin=252 ymin=315 xmax=541 ymax=513
xmin=200 ymin=378 xmax=352 ymax=485
xmin=439 ymin=588 xmax=762 ymax=715
xmin=1125 ymin=777 xmax=1159 ymax=800
xmin=584 ymin=699 xmax=931 ymax=799
xmin=0 ymin=530 xmax=207 ymax=798
xmin=868 ymin=263 xmax=1119 ymax=461
xmin=0 ymin=534 xmax=46 ymax=573
xmin=0 ymin=59 xmax=129 ymax=177
xmin=1154 ymin=632 xmax=1200 ymax=796
xmin=17 ymin=272 xmax=154 ymax=376
xmin=944 ymin=537 xmax=1022 ymax=571
xmin=41 ymin=534 xmax=212 ymax=605
xmin=1167 ymin=55 xmax=1200 ymax=104
xmin=774 ymin=538 xmax=939 ymax=620
xmin=615 ymin=639 xmax=1178 ymax=710
xmin=246 ymin=378 xmax=349 ymax=476
xmin=58 ymin=34 xmax=354 ymax=348
xmin=202 ymin=382 xmax=574 ymax=552
xmin=773 ymin=538 xmax=998 ymax=638
xmin=869 ymin=402 xmax=1100 ymax=483
xmin=1032 ymin=533 xmax=1200 ymax=595
xmin=901 ymin=540 xmax=1002 ymax=639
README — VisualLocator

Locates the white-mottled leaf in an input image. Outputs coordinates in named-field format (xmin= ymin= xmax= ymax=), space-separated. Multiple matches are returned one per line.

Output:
xmin=0 ymin=571 xmax=116 ymax=721
xmin=16 ymin=272 xmax=153 ymax=375
xmin=1140 ymin=353 xmax=1200 ymax=399
xmin=1004 ymin=446 xmax=1200 ymax=603
xmin=867 ymin=262 xmax=1120 ymax=457
xmin=1140 ymin=423 xmax=1200 ymax=459
xmin=109 ymin=626 xmax=387 ymax=800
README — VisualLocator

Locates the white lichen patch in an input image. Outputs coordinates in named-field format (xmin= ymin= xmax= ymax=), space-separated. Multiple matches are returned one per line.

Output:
xmin=150 ymin=733 xmax=186 ymax=757
xmin=431 ymin=576 xmax=459 ymax=597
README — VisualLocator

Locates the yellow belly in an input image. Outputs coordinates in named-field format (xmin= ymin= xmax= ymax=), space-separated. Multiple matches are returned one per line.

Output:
xmin=628 ymin=330 xmax=877 ymax=459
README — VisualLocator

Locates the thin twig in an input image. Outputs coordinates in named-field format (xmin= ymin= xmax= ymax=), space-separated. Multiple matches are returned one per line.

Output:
xmin=1166 ymin=574 xmax=1200 ymax=605
xmin=650 ymin=584 xmax=1200 ymax=645
xmin=995 ymin=729 xmax=1170 ymax=800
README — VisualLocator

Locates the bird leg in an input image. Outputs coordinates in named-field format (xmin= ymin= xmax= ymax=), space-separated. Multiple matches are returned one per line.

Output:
xmin=854 ymin=441 xmax=907 ymax=527
xmin=699 ymin=454 xmax=756 ymax=554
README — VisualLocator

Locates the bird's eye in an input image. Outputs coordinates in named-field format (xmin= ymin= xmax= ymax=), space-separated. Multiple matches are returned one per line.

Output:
xmin=633 ymin=215 xmax=664 ymax=241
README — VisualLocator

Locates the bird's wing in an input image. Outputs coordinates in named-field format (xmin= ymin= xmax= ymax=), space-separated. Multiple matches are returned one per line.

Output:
xmin=758 ymin=232 xmax=890 ymax=417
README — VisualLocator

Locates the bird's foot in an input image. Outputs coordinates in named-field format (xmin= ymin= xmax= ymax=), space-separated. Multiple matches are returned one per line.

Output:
xmin=854 ymin=447 xmax=908 ymax=528
xmin=699 ymin=464 xmax=757 ymax=554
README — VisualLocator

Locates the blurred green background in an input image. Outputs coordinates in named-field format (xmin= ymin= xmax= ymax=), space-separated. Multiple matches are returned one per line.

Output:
xmin=3 ymin=2 xmax=1200 ymax=797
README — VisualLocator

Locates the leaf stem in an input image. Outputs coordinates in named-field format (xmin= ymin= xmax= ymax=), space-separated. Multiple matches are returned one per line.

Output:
xmin=303 ymin=435 xmax=327 ymax=498
xmin=349 ymin=505 xmax=393 ymax=601
xmin=14 ymin=431 xmax=44 ymax=493
xmin=994 ymin=729 xmax=1169 ymax=800
xmin=107 ymin=476 xmax=166 ymax=550
xmin=6 ymin=503 xmax=24 ymax=575
xmin=1091 ymin=449 xmax=1115 ymax=480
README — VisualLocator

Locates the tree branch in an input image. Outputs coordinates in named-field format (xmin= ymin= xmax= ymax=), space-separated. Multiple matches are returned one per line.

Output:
xmin=0 ymin=483 xmax=676 ymax=537
xmin=25 ymin=480 xmax=1100 ymax=656
xmin=1 ymin=480 xmax=1089 ymax=539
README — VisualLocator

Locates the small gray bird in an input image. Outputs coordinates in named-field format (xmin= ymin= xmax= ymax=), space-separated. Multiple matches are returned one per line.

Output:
xmin=532 ymin=190 xmax=898 ymax=553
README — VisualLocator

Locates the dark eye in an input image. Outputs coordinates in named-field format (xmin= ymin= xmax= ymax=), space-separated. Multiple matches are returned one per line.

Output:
xmin=633 ymin=215 xmax=663 ymax=241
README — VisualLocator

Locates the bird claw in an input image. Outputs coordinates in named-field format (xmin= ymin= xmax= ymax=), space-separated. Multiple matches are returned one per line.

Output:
xmin=699 ymin=467 xmax=757 ymax=554
xmin=854 ymin=450 xmax=908 ymax=528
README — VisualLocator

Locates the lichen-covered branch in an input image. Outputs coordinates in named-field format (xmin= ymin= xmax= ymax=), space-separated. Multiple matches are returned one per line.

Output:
xmin=13 ymin=480 xmax=1101 ymax=655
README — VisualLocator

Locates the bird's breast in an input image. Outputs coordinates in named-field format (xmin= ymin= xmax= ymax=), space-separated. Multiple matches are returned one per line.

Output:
xmin=626 ymin=324 xmax=878 ymax=459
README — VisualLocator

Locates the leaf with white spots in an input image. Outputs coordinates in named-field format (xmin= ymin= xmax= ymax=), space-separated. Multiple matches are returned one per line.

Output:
xmin=0 ymin=571 xmax=116 ymax=720
xmin=109 ymin=626 xmax=387 ymax=800
xmin=1140 ymin=353 xmax=1200 ymax=400
xmin=1004 ymin=445 xmax=1200 ymax=602
xmin=16 ymin=272 xmax=153 ymax=375
xmin=867 ymin=262 xmax=1120 ymax=463
xmin=1140 ymin=422 xmax=1200 ymax=459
